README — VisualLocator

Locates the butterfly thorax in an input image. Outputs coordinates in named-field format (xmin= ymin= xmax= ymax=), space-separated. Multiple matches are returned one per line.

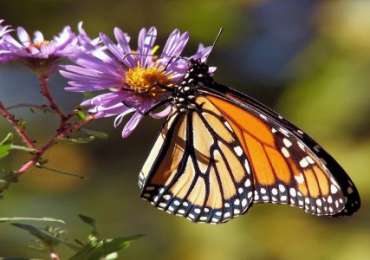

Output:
xmin=171 ymin=59 xmax=214 ymax=112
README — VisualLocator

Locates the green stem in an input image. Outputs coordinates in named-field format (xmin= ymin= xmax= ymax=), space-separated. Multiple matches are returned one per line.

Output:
xmin=10 ymin=144 xmax=38 ymax=153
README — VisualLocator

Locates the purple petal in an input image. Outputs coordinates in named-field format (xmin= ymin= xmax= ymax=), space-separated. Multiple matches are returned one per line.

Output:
xmin=114 ymin=27 xmax=136 ymax=67
xmin=72 ymin=52 xmax=122 ymax=76
xmin=121 ymin=112 xmax=143 ymax=138
xmin=77 ymin=21 xmax=101 ymax=52
xmin=81 ymin=92 xmax=126 ymax=107
xmin=161 ymin=29 xmax=189 ymax=58
xmin=150 ymin=105 xmax=172 ymax=119
xmin=16 ymin=27 xmax=31 ymax=47
xmin=191 ymin=43 xmax=213 ymax=62
xmin=99 ymin=32 xmax=132 ymax=67
xmin=138 ymin=27 xmax=157 ymax=67
xmin=113 ymin=107 xmax=135 ymax=126
xmin=53 ymin=26 xmax=75 ymax=49
xmin=33 ymin=31 xmax=44 ymax=43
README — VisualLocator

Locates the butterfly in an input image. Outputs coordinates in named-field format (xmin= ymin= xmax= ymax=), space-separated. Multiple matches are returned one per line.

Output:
xmin=138 ymin=59 xmax=360 ymax=224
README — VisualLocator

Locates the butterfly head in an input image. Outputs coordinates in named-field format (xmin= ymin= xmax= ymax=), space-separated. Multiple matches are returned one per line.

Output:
xmin=168 ymin=59 xmax=214 ymax=112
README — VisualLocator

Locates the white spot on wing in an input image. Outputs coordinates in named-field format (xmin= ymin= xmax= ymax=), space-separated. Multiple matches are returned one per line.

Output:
xmin=224 ymin=121 xmax=233 ymax=132
xmin=306 ymin=156 xmax=315 ymax=165
xmin=299 ymin=158 xmax=309 ymax=168
xmin=244 ymin=160 xmax=251 ymax=174
xmin=289 ymin=188 xmax=297 ymax=197
xmin=295 ymin=174 xmax=305 ymax=184
xmin=234 ymin=146 xmax=243 ymax=156
xmin=283 ymin=138 xmax=292 ymax=148
xmin=297 ymin=141 xmax=305 ymax=151
xmin=259 ymin=114 xmax=268 ymax=120
xmin=281 ymin=147 xmax=290 ymax=158
xmin=279 ymin=128 xmax=290 ymax=137
xmin=330 ymin=185 xmax=338 ymax=194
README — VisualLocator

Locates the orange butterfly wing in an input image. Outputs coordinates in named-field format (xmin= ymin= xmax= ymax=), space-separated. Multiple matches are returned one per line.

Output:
xmin=203 ymin=91 xmax=359 ymax=216
xmin=139 ymin=97 xmax=255 ymax=224
xmin=139 ymin=86 xmax=360 ymax=223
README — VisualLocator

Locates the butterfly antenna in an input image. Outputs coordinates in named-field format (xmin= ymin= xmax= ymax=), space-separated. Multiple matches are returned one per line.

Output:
xmin=211 ymin=27 xmax=223 ymax=50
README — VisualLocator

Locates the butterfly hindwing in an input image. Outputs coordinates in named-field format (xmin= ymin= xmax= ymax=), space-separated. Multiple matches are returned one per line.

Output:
xmin=139 ymin=97 xmax=255 ymax=224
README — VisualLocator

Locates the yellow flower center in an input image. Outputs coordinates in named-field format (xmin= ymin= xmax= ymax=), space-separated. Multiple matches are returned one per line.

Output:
xmin=30 ymin=40 xmax=50 ymax=50
xmin=125 ymin=66 xmax=170 ymax=97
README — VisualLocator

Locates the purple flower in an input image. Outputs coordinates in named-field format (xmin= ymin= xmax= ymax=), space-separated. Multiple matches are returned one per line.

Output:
xmin=0 ymin=20 xmax=12 ymax=39
xmin=61 ymin=26 xmax=214 ymax=138
xmin=75 ymin=22 xmax=102 ymax=54
xmin=0 ymin=24 xmax=77 ymax=73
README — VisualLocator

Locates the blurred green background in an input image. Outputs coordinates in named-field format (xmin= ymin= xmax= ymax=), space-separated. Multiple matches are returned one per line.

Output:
xmin=0 ymin=0 xmax=369 ymax=259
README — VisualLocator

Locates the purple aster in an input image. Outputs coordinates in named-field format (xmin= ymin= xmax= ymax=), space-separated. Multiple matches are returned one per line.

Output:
xmin=75 ymin=22 xmax=102 ymax=53
xmin=0 ymin=20 xmax=12 ymax=39
xmin=60 ymin=26 xmax=214 ymax=138
xmin=0 ymin=24 xmax=77 ymax=73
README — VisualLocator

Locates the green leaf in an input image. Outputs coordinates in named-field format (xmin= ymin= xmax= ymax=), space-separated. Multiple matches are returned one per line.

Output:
xmin=81 ymin=128 xmax=109 ymax=139
xmin=59 ymin=136 xmax=96 ymax=144
xmin=0 ymin=133 xmax=13 ymax=145
xmin=0 ymin=217 xmax=65 ymax=224
xmin=69 ymin=235 xmax=144 ymax=260
xmin=75 ymin=109 xmax=88 ymax=121
xmin=0 ymin=133 xmax=13 ymax=159
xmin=11 ymin=223 xmax=63 ymax=247
xmin=78 ymin=214 xmax=98 ymax=237
xmin=0 ymin=144 xmax=11 ymax=159
xmin=78 ymin=214 xmax=96 ymax=228
xmin=10 ymin=223 xmax=80 ymax=251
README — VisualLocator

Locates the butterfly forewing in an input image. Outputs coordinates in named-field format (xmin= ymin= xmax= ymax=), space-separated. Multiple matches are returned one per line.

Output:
xmin=200 ymin=89 xmax=359 ymax=216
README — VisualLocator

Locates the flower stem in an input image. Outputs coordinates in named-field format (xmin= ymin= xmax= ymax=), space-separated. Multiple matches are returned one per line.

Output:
xmin=7 ymin=103 xmax=49 ymax=111
xmin=38 ymin=73 xmax=67 ymax=121
xmin=15 ymin=115 xmax=95 ymax=175
xmin=0 ymin=102 xmax=36 ymax=149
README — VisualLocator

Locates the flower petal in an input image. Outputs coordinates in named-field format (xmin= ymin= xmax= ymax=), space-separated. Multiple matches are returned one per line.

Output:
xmin=113 ymin=107 xmax=135 ymax=127
xmin=191 ymin=43 xmax=213 ymax=62
xmin=114 ymin=27 xmax=136 ymax=67
xmin=99 ymin=32 xmax=132 ymax=67
xmin=161 ymin=29 xmax=189 ymax=58
xmin=149 ymin=105 xmax=172 ymax=119
xmin=138 ymin=27 xmax=157 ymax=67
xmin=33 ymin=31 xmax=44 ymax=44
xmin=121 ymin=112 xmax=143 ymax=138
xmin=16 ymin=27 xmax=31 ymax=47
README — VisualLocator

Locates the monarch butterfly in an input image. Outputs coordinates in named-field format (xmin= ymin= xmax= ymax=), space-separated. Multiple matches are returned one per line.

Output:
xmin=138 ymin=59 xmax=360 ymax=224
